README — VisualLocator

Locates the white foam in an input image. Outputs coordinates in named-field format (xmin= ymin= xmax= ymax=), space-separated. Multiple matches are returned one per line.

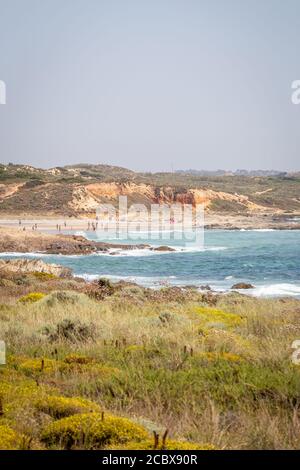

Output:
xmin=251 ymin=283 xmax=300 ymax=297
xmin=92 ymin=245 xmax=228 ymax=257
xmin=240 ymin=229 xmax=275 ymax=232
xmin=0 ymin=251 xmax=48 ymax=258
xmin=77 ymin=273 xmax=180 ymax=288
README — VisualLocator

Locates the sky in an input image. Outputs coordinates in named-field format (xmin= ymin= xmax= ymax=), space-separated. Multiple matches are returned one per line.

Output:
xmin=0 ymin=0 xmax=300 ymax=172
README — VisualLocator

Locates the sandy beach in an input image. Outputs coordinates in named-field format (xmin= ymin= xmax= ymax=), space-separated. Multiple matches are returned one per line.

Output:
xmin=0 ymin=212 xmax=299 ymax=233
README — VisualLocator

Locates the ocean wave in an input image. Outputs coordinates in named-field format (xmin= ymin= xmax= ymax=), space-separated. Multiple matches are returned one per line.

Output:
xmin=0 ymin=244 xmax=227 ymax=260
xmin=251 ymin=283 xmax=300 ymax=297
xmin=77 ymin=273 xmax=181 ymax=287
xmin=92 ymin=245 xmax=228 ymax=257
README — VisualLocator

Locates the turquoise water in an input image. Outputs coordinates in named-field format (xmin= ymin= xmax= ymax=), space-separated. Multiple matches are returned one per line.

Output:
xmin=1 ymin=230 xmax=300 ymax=297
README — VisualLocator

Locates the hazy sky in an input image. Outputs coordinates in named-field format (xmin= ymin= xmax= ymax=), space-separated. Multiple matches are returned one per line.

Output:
xmin=0 ymin=0 xmax=300 ymax=172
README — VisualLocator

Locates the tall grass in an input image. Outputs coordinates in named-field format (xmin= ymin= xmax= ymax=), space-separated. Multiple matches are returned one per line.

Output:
xmin=1 ymin=275 xmax=300 ymax=449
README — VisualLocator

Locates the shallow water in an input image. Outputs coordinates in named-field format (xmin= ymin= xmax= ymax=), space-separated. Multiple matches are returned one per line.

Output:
xmin=1 ymin=230 xmax=300 ymax=297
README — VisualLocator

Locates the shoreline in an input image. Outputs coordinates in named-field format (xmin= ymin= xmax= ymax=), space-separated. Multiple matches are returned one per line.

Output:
xmin=0 ymin=225 xmax=299 ymax=300
xmin=0 ymin=213 xmax=300 ymax=232
xmin=1 ymin=255 xmax=300 ymax=299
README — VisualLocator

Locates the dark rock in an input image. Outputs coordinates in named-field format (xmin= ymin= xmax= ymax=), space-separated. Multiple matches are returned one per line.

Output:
xmin=231 ymin=282 xmax=255 ymax=290
xmin=150 ymin=246 xmax=175 ymax=252
xmin=199 ymin=284 xmax=212 ymax=291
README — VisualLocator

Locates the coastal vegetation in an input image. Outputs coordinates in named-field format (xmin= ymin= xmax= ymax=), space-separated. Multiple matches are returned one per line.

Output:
xmin=1 ymin=263 xmax=300 ymax=449
xmin=0 ymin=164 xmax=300 ymax=226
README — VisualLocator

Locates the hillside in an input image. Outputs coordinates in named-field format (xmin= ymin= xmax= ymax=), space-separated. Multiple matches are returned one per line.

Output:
xmin=0 ymin=164 xmax=299 ymax=222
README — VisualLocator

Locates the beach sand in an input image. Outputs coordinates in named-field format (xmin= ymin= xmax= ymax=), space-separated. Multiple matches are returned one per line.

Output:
xmin=0 ymin=212 xmax=299 ymax=232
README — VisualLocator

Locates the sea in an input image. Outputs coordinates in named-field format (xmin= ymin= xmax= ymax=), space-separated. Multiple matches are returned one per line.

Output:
xmin=1 ymin=229 xmax=300 ymax=298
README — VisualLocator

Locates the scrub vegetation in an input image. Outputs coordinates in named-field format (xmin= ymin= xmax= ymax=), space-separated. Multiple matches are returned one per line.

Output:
xmin=1 ymin=269 xmax=300 ymax=449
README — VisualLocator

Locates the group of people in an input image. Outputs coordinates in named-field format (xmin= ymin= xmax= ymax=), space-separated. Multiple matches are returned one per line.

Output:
xmin=18 ymin=219 xmax=72 ymax=232
xmin=17 ymin=219 xmax=103 ymax=232
xmin=87 ymin=221 xmax=98 ymax=231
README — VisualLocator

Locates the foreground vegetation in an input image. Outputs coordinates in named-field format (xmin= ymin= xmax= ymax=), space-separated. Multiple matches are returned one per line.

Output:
xmin=1 ymin=268 xmax=300 ymax=450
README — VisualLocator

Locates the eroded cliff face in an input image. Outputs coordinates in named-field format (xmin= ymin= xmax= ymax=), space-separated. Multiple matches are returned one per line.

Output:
xmin=0 ymin=163 xmax=299 ymax=217
xmin=73 ymin=182 xmax=268 ymax=213
xmin=0 ymin=180 xmax=281 ymax=216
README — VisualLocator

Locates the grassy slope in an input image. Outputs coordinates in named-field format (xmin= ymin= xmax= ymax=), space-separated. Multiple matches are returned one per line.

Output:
xmin=0 ymin=164 xmax=300 ymax=215
xmin=1 ymin=270 xmax=300 ymax=449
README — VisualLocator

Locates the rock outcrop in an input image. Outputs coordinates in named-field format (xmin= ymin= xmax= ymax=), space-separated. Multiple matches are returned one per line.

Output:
xmin=0 ymin=228 xmax=148 ymax=255
xmin=150 ymin=245 xmax=176 ymax=252
xmin=231 ymin=282 xmax=255 ymax=290
xmin=0 ymin=259 xmax=72 ymax=278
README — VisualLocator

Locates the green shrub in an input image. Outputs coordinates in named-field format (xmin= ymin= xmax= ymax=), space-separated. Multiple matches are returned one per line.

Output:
xmin=42 ymin=319 xmax=96 ymax=343
xmin=41 ymin=291 xmax=86 ymax=307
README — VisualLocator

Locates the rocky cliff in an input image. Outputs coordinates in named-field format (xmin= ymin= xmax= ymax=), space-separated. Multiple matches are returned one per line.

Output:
xmin=0 ymin=163 xmax=299 ymax=217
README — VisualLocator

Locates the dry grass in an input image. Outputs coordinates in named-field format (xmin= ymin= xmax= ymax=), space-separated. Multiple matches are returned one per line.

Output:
xmin=1 ymin=273 xmax=300 ymax=449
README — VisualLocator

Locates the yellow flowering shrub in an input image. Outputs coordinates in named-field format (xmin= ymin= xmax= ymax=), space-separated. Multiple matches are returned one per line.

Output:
xmin=195 ymin=351 xmax=242 ymax=363
xmin=203 ymin=329 xmax=254 ymax=358
xmin=19 ymin=358 xmax=59 ymax=375
xmin=41 ymin=412 xmax=149 ymax=449
xmin=18 ymin=292 xmax=46 ymax=303
xmin=63 ymin=354 xmax=94 ymax=365
xmin=60 ymin=361 xmax=120 ymax=378
xmin=35 ymin=395 xmax=100 ymax=419
xmin=195 ymin=306 xmax=243 ymax=329
xmin=0 ymin=374 xmax=50 ymax=416
xmin=32 ymin=272 xmax=57 ymax=280
xmin=0 ymin=425 xmax=22 ymax=450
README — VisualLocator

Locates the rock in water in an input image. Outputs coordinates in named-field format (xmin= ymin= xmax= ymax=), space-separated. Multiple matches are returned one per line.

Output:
xmin=231 ymin=282 xmax=255 ymax=290
xmin=150 ymin=246 xmax=176 ymax=252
